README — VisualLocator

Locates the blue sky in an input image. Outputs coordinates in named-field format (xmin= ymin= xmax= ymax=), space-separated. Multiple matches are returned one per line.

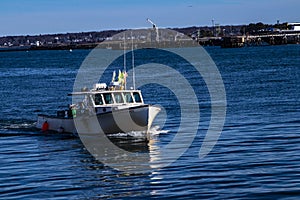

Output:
xmin=0 ymin=0 xmax=299 ymax=36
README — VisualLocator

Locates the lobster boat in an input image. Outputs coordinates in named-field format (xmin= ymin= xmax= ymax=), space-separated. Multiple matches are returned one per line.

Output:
xmin=36 ymin=72 xmax=161 ymax=136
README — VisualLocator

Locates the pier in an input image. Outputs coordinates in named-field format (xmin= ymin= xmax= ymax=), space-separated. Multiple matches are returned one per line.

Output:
xmin=220 ymin=32 xmax=300 ymax=48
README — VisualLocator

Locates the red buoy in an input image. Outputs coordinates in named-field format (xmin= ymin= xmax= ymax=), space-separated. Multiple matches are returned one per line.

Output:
xmin=42 ymin=121 xmax=49 ymax=132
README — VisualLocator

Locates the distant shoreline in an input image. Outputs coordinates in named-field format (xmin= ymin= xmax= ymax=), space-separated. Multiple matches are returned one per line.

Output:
xmin=0 ymin=43 xmax=98 ymax=52
xmin=0 ymin=22 xmax=299 ymax=51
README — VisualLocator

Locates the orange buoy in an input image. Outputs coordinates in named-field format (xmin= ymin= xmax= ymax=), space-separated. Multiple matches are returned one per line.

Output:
xmin=42 ymin=121 xmax=49 ymax=132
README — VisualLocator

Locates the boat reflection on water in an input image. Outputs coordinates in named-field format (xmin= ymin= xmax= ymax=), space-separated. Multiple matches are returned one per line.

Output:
xmin=77 ymin=125 xmax=170 ymax=173
xmin=107 ymin=133 xmax=150 ymax=153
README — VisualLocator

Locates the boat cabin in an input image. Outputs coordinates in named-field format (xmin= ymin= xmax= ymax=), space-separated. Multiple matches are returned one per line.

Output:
xmin=91 ymin=90 xmax=144 ymax=106
xmin=70 ymin=87 xmax=145 ymax=115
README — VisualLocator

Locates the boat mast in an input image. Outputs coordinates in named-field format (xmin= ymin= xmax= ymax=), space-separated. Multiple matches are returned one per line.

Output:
xmin=123 ymin=32 xmax=127 ymax=90
xmin=131 ymin=31 xmax=136 ymax=90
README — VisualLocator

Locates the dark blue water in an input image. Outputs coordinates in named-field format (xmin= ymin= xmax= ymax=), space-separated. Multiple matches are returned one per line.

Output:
xmin=0 ymin=45 xmax=299 ymax=199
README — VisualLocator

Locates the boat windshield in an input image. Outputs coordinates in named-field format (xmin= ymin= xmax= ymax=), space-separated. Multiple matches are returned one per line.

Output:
xmin=133 ymin=92 xmax=142 ymax=103
xmin=91 ymin=91 xmax=143 ymax=106
xmin=124 ymin=92 xmax=133 ymax=103
xmin=103 ymin=93 xmax=113 ymax=104
xmin=94 ymin=94 xmax=103 ymax=105
xmin=114 ymin=92 xmax=124 ymax=104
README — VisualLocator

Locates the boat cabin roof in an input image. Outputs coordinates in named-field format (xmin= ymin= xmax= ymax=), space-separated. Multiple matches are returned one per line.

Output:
xmin=68 ymin=89 xmax=142 ymax=96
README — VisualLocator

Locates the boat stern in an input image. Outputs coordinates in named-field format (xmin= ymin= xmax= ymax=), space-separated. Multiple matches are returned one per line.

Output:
xmin=36 ymin=115 xmax=47 ymax=129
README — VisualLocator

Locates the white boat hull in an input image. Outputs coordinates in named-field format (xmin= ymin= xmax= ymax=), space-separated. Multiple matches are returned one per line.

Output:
xmin=36 ymin=115 xmax=77 ymax=134
xmin=36 ymin=105 xmax=160 ymax=135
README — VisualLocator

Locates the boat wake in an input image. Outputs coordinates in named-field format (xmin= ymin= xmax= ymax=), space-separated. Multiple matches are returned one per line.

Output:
xmin=0 ymin=120 xmax=39 ymax=136
xmin=107 ymin=126 xmax=170 ymax=138
xmin=0 ymin=120 xmax=75 ymax=138
xmin=149 ymin=126 xmax=170 ymax=136
xmin=0 ymin=120 xmax=35 ymax=130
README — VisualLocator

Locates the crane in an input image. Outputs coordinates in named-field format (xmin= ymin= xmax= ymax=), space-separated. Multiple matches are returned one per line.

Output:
xmin=146 ymin=18 xmax=159 ymax=42
xmin=147 ymin=18 xmax=157 ymax=29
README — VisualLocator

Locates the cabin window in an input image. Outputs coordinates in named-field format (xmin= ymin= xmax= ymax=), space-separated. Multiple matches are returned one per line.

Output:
xmin=114 ymin=93 xmax=124 ymax=104
xmin=124 ymin=92 xmax=133 ymax=103
xmin=133 ymin=92 xmax=142 ymax=103
xmin=94 ymin=94 xmax=103 ymax=105
xmin=103 ymin=93 xmax=113 ymax=104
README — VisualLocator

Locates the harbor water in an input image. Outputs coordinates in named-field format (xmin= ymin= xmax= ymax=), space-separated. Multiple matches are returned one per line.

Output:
xmin=0 ymin=45 xmax=299 ymax=199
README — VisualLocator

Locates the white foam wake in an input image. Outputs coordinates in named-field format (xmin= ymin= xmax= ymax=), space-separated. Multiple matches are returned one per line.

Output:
xmin=106 ymin=126 xmax=170 ymax=138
